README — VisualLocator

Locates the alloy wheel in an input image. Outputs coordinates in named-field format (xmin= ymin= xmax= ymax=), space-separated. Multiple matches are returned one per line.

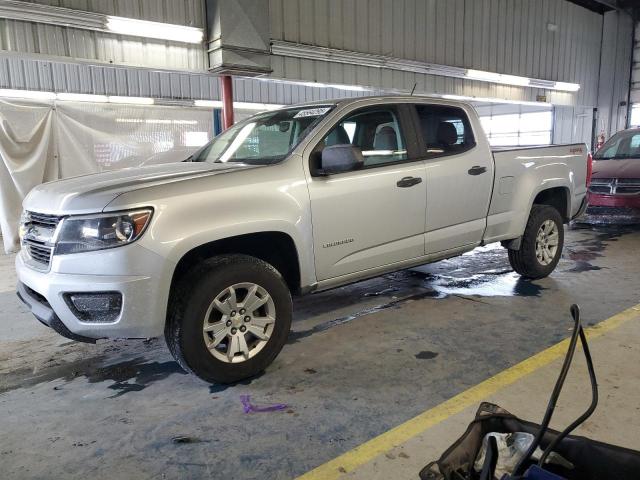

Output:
xmin=202 ymin=283 xmax=276 ymax=363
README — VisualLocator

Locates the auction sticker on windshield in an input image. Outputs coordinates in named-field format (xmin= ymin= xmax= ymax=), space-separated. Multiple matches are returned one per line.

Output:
xmin=294 ymin=107 xmax=332 ymax=118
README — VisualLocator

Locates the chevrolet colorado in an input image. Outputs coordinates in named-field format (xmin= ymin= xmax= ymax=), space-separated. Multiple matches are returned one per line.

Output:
xmin=16 ymin=96 xmax=589 ymax=383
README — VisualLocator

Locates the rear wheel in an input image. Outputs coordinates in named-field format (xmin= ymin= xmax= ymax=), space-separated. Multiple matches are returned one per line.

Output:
xmin=508 ymin=205 xmax=564 ymax=279
xmin=165 ymin=254 xmax=292 ymax=384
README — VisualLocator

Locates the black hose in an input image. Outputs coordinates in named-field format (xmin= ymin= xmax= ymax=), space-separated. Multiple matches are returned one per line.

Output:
xmin=511 ymin=304 xmax=586 ymax=477
xmin=538 ymin=315 xmax=598 ymax=466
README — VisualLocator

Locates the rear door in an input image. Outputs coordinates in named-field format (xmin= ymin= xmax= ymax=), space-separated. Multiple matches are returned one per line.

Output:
xmin=409 ymin=103 xmax=494 ymax=254
xmin=304 ymin=103 xmax=427 ymax=281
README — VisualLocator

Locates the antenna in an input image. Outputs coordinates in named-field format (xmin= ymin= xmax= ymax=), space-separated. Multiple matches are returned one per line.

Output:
xmin=410 ymin=82 xmax=417 ymax=96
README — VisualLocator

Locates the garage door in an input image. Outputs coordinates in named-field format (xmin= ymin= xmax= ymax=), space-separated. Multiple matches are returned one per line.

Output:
xmin=630 ymin=22 xmax=640 ymax=126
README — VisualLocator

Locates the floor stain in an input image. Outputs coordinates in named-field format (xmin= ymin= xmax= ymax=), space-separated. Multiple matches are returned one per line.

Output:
xmin=0 ymin=356 xmax=186 ymax=396
xmin=415 ymin=351 xmax=439 ymax=360
xmin=172 ymin=436 xmax=204 ymax=445
xmin=90 ymin=359 xmax=187 ymax=398
xmin=288 ymin=290 xmax=442 ymax=344
xmin=563 ymin=220 xmax=640 ymax=273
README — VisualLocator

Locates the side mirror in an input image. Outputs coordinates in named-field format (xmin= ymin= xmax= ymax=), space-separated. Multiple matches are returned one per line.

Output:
xmin=316 ymin=144 xmax=364 ymax=176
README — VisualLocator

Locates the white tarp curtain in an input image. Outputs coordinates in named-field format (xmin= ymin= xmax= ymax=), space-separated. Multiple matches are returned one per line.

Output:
xmin=0 ymin=99 xmax=213 ymax=253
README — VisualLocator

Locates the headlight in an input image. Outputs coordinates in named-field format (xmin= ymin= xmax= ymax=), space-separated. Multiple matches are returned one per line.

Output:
xmin=55 ymin=209 xmax=153 ymax=255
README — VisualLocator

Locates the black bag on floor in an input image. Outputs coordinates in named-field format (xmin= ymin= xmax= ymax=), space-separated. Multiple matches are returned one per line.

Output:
xmin=420 ymin=305 xmax=640 ymax=480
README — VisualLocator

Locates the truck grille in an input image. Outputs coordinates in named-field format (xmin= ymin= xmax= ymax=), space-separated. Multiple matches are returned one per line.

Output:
xmin=24 ymin=240 xmax=53 ymax=266
xmin=29 ymin=212 xmax=62 ymax=228
xmin=588 ymin=178 xmax=640 ymax=196
xmin=21 ymin=211 xmax=62 ymax=270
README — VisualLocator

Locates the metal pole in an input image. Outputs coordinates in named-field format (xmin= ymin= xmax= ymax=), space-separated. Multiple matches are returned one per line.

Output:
xmin=213 ymin=108 xmax=222 ymax=136
xmin=220 ymin=75 xmax=234 ymax=129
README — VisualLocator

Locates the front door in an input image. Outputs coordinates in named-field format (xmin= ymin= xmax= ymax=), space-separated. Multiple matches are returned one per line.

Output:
xmin=305 ymin=104 xmax=427 ymax=281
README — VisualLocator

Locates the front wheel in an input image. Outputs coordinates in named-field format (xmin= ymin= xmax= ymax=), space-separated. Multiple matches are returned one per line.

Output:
xmin=165 ymin=254 xmax=292 ymax=384
xmin=508 ymin=205 xmax=564 ymax=279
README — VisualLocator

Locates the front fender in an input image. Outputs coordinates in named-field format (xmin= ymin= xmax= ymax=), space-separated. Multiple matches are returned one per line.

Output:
xmin=106 ymin=158 xmax=316 ymax=290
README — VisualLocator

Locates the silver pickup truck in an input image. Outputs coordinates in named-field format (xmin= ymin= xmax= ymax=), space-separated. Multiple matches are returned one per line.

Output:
xmin=16 ymin=96 xmax=589 ymax=383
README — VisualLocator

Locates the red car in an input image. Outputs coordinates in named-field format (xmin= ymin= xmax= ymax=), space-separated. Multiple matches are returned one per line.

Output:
xmin=588 ymin=128 xmax=640 ymax=210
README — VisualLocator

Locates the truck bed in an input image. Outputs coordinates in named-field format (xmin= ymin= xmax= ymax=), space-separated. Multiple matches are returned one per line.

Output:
xmin=483 ymin=143 xmax=589 ymax=244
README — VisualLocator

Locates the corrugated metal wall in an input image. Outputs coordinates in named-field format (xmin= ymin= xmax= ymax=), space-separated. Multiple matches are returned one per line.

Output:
xmin=0 ymin=52 xmax=377 ymax=103
xmin=596 ymin=10 xmax=633 ymax=138
xmin=20 ymin=0 xmax=205 ymax=25
xmin=0 ymin=0 xmax=207 ymax=70
xmin=553 ymin=105 xmax=593 ymax=146
xmin=269 ymin=0 xmax=602 ymax=107
xmin=631 ymin=21 xmax=639 ymax=104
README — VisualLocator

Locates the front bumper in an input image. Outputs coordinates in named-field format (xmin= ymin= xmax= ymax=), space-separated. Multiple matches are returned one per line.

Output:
xmin=15 ymin=244 xmax=171 ymax=340
xmin=16 ymin=282 xmax=97 ymax=343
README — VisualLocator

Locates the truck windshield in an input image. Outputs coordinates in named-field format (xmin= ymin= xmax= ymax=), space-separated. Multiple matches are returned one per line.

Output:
xmin=594 ymin=129 xmax=640 ymax=160
xmin=191 ymin=105 xmax=334 ymax=165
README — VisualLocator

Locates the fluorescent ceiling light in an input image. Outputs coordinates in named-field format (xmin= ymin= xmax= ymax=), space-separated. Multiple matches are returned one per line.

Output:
xmin=235 ymin=102 xmax=283 ymax=111
xmin=272 ymin=41 xmax=581 ymax=93
xmin=441 ymin=94 xmax=552 ymax=108
xmin=0 ymin=1 xmax=204 ymax=44
xmin=106 ymin=16 xmax=203 ymax=44
xmin=194 ymin=100 xmax=283 ymax=111
xmin=0 ymin=88 xmax=56 ymax=100
xmin=194 ymin=100 xmax=223 ymax=108
xmin=0 ymin=90 xmax=284 ymax=110
xmin=467 ymin=69 xmax=530 ymax=87
xmin=466 ymin=69 xmax=579 ymax=92
xmin=293 ymin=80 xmax=371 ymax=92
xmin=115 ymin=119 xmax=200 ymax=125
xmin=57 ymin=93 xmax=108 ymax=102
xmin=108 ymin=96 xmax=154 ymax=105
xmin=553 ymin=82 xmax=581 ymax=92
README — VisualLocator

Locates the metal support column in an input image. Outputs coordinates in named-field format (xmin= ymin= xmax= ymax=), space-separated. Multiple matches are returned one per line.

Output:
xmin=221 ymin=75 xmax=234 ymax=129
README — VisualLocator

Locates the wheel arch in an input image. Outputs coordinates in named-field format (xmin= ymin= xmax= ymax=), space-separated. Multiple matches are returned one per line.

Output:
xmin=531 ymin=186 xmax=571 ymax=222
xmin=168 ymin=231 xmax=302 ymax=306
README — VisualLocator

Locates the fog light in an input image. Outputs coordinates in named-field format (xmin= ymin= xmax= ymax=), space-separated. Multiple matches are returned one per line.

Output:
xmin=64 ymin=292 xmax=122 ymax=323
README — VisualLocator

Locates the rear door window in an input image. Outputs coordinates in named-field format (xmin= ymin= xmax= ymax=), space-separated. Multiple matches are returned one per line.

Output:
xmin=412 ymin=104 xmax=476 ymax=157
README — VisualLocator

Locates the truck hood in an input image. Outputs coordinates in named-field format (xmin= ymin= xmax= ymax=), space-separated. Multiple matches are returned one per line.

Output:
xmin=591 ymin=158 xmax=640 ymax=179
xmin=24 ymin=162 xmax=255 ymax=214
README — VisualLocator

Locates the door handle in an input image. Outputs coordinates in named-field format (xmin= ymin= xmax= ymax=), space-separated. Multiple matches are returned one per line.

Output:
xmin=468 ymin=165 xmax=487 ymax=176
xmin=396 ymin=176 xmax=423 ymax=188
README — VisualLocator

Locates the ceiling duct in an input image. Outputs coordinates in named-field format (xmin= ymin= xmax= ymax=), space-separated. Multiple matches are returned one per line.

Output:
xmin=206 ymin=0 xmax=271 ymax=76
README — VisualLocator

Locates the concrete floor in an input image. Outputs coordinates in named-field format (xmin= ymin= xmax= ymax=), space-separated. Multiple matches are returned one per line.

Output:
xmin=1 ymin=218 xmax=639 ymax=480
xmin=344 ymin=304 xmax=640 ymax=479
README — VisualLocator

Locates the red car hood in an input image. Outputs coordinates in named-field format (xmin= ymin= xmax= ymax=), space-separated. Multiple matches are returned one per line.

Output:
xmin=591 ymin=158 xmax=640 ymax=179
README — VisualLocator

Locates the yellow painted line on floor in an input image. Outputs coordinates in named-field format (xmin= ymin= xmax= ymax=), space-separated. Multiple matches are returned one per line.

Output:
xmin=297 ymin=303 xmax=640 ymax=480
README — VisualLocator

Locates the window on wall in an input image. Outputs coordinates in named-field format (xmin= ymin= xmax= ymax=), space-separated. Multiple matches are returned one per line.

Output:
xmin=630 ymin=104 xmax=640 ymax=127
xmin=479 ymin=110 xmax=553 ymax=147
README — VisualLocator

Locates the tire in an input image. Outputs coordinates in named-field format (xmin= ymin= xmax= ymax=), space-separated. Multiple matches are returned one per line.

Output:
xmin=508 ymin=205 xmax=564 ymax=279
xmin=165 ymin=254 xmax=292 ymax=384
